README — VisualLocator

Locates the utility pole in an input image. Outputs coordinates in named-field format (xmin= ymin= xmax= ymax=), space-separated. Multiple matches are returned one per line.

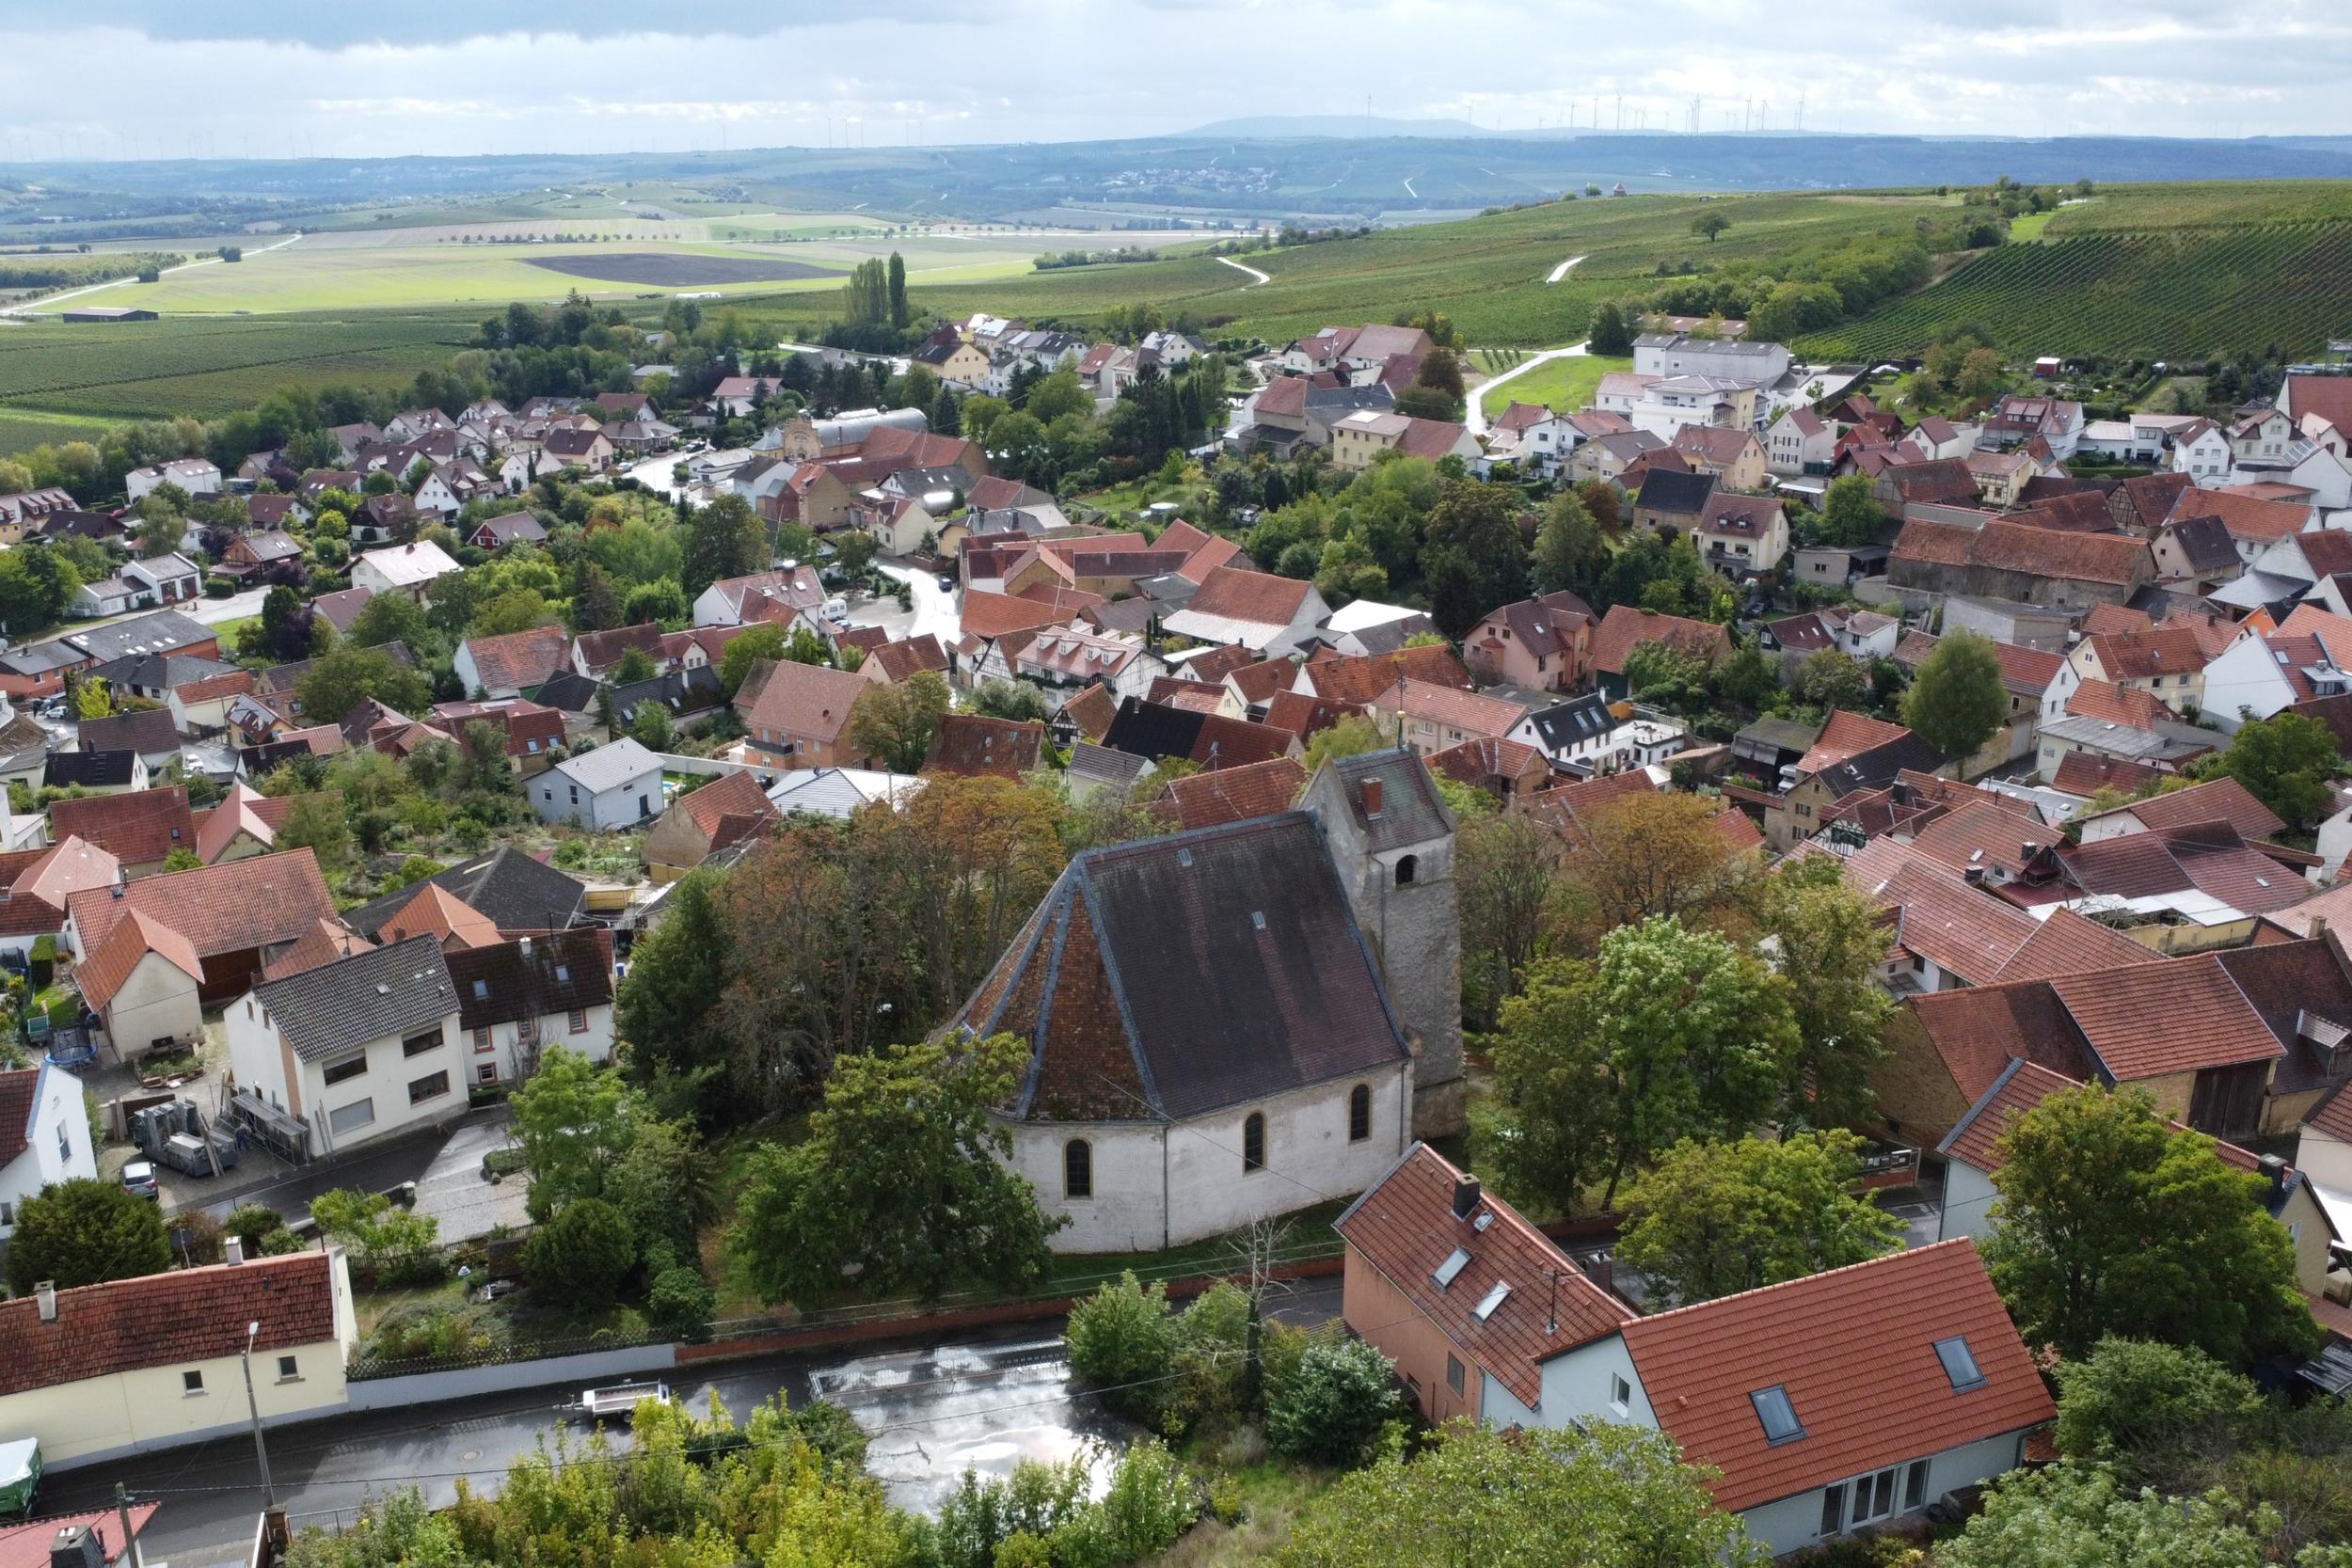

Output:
xmin=115 ymin=1483 xmax=141 ymax=1568
xmin=241 ymin=1322 xmax=275 ymax=1508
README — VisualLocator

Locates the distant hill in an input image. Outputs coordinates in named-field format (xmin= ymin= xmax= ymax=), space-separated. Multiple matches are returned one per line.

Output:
xmin=1187 ymin=115 xmax=1493 ymax=140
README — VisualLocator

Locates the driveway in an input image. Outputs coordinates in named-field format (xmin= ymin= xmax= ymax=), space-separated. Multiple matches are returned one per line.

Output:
xmin=1467 ymin=340 xmax=1589 ymax=438
xmin=862 ymin=562 xmax=961 ymax=647
xmin=174 ymin=1105 xmax=522 ymax=1241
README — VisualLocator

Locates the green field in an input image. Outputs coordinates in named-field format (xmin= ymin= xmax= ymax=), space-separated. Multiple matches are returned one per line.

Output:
xmin=1478 ymin=354 xmax=1633 ymax=419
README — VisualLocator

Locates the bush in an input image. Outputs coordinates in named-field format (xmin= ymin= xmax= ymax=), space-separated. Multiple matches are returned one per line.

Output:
xmin=521 ymin=1197 xmax=636 ymax=1307
xmin=168 ymin=1209 xmax=226 ymax=1266
xmin=2054 ymin=1337 xmax=2263 ymax=1483
xmin=224 ymin=1204 xmax=287 ymax=1251
xmin=28 ymin=934 xmax=55 ymax=989
xmin=1173 ymin=1279 xmax=1254 ymax=1426
xmin=1056 ymin=1440 xmax=1199 ymax=1564
xmin=1064 ymin=1272 xmax=1178 ymax=1422
xmin=647 ymin=1266 xmax=716 ymax=1338
xmin=1265 ymin=1337 xmax=1403 ymax=1465
xmin=366 ymin=1300 xmax=509 ymax=1363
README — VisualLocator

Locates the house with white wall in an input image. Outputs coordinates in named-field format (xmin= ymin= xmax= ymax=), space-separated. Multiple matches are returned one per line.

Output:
xmin=224 ymin=935 xmax=463 ymax=1159
xmin=0 ymin=1248 xmax=355 ymax=1468
xmin=0 ymin=1062 xmax=97 ymax=1246
xmin=530 ymin=737 xmax=664 ymax=830
xmin=351 ymin=541 xmax=463 ymax=604
xmin=1338 ymin=1142 xmax=2054 ymax=1559
xmin=444 ymin=927 xmax=616 ymax=1092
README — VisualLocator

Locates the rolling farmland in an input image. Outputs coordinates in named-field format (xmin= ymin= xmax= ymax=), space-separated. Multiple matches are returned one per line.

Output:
xmin=1805 ymin=219 xmax=2352 ymax=362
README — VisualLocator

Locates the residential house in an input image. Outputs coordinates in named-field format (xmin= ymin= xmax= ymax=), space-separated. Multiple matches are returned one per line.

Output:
xmin=64 ymin=847 xmax=338 ymax=1033
xmin=1012 ymin=626 xmax=1161 ymax=702
xmin=50 ymin=787 xmax=198 ymax=876
xmin=570 ymin=623 xmax=670 ymax=682
xmin=219 ymin=530 xmax=306 ymax=583
xmin=2066 ymin=626 xmax=2211 ymax=712
xmin=441 ymin=927 xmax=616 ymax=1092
xmin=1425 ymin=736 xmax=1552 ymax=802
xmin=735 ymin=658 xmax=876 ymax=769
xmin=1510 ymin=692 xmax=1671 ymax=774
xmin=350 ymin=542 xmax=463 ymax=604
xmin=1163 ymin=567 xmax=1330 ymax=654
xmin=192 ymin=784 xmax=298 ymax=865
xmin=862 ymin=634 xmax=953 ymax=688
xmin=469 ymin=511 xmax=549 ymax=551
xmin=309 ymin=586 xmax=374 ymax=640
xmin=1631 ymin=467 xmax=1716 ymax=537
xmin=1671 ymin=424 xmax=1767 ymax=491
xmin=640 ymin=769 xmax=776 ymax=880
xmin=1587 ymin=606 xmax=1731 ymax=702
xmin=1768 ymin=715 xmax=1949 ymax=851
xmin=453 ymin=625 xmax=569 ymax=701
xmin=123 ymin=458 xmax=221 ymax=504
xmin=691 ymin=565 xmax=826 ymax=628
xmin=0 ymin=1250 xmax=356 ymax=1468
xmin=1462 ymin=591 xmax=1596 ymax=692
xmin=530 ymin=737 xmax=664 ymax=831
xmin=2201 ymin=607 xmax=2352 ymax=733
xmin=1486 ymin=401 xmax=1582 ymax=475
xmin=42 ymin=752 xmax=149 ymax=796
xmin=1693 ymin=494 xmax=1789 ymax=577
xmin=1766 ymin=405 xmax=1836 ymax=476
xmin=76 ymin=708 xmax=180 ymax=769
xmin=2075 ymin=775 xmax=2286 ymax=847
xmin=1327 ymin=410 xmax=1478 ymax=472
xmin=923 ymin=714 xmax=1045 ymax=779
xmin=0 ymin=838 xmax=117 ymax=962
xmin=1336 ymin=1144 xmax=2050 ymax=1557
xmin=1373 ymin=679 xmax=1528 ymax=757
xmin=1100 ymin=697 xmax=1298 ymax=771
xmin=1888 ymin=518 xmax=2154 ymax=612
xmin=0 ymin=1061 xmax=97 ymax=1243
xmin=1565 ymin=429 xmax=1667 ymax=486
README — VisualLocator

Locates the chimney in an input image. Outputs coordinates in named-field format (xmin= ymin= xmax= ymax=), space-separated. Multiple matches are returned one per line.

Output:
xmin=2314 ymin=914 xmax=2330 ymax=939
xmin=2261 ymin=1153 xmax=2288 ymax=1200
xmin=1451 ymin=1175 xmax=1481 ymax=1221
xmin=519 ymin=936 xmax=532 ymax=958
xmin=35 ymin=1280 xmax=56 ymax=1322
xmin=49 ymin=1524 xmax=103 ymax=1568
xmin=1361 ymin=778 xmax=1384 ymax=820
xmin=225 ymin=1236 xmax=245 ymax=1266
xmin=2022 ymin=841 xmax=2040 ymax=860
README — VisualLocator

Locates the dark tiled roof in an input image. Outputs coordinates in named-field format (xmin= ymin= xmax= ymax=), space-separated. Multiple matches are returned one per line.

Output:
xmin=62 ymin=610 xmax=213 ymax=665
xmin=77 ymin=707 xmax=179 ymax=758
xmin=958 ymin=813 xmax=1411 ymax=1120
xmin=1633 ymin=467 xmax=1716 ymax=517
xmin=251 ymin=934 xmax=455 ymax=1061
xmin=44 ymin=751 xmax=139 ymax=788
xmin=445 ymin=927 xmax=614 ymax=1030
xmin=1319 ymin=748 xmax=1451 ymax=854
xmin=343 ymin=845 xmax=584 ymax=938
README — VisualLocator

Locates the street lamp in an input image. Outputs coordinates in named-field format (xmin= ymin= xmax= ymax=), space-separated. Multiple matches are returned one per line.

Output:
xmin=240 ymin=1321 xmax=275 ymax=1508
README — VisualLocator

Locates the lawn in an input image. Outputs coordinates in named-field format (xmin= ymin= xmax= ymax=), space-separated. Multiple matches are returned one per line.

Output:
xmin=1476 ymin=352 xmax=1631 ymax=419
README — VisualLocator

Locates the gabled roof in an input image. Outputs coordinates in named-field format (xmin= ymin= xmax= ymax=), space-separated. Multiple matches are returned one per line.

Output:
xmin=50 ymin=786 xmax=196 ymax=866
xmin=0 ymin=1251 xmax=337 ymax=1398
xmin=1100 ymin=697 xmax=1295 ymax=769
xmin=377 ymin=882 xmax=503 ymax=951
xmin=1940 ymin=1056 xmax=2265 ymax=1177
xmin=1633 ymin=467 xmax=1715 ymax=517
xmin=1854 ymin=855 xmax=2039 ymax=984
xmin=1152 ymin=756 xmax=1306 ymax=831
xmin=1300 ymin=643 xmax=1472 ymax=704
xmin=1588 ymin=606 xmax=1730 ymax=676
xmin=2088 ymin=776 xmax=2285 ymax=842
xmin=76 ymin=706 xmax=177 ymax=759
xmin=2050 ymin=752 xmax=2165 ymax=798
xmin=1992 ymin=908 xmax=2166 ymax=984
xmin=956 ymin=813 xmax=1410 ymax=1121
xmin=250 ymin=935 xmax=455 ymax=1061
xmin=1619 ymin=1242 xmax=2054 ymax=1513
xmin=1173 ymin=566 xmax=1312 ymax=630
xmin=461 ymin=625 xmax=569 ymax=693
xmin=1375 ymin=677 xmax=1527 ymax=739
xmin=735 ymin=658 xmax=872 ymax=746
xmin=1797 ymin=710 xmax=1911 ymax=776
xmin=924 ymin=714 xmax=1044 ymax=779
xmin=445 ymin=927 xmax=614 ymax=1031
xmin=342 ymin=845 xmax=585 ymax=938
xmin=74 ymin=907 xmax=203 ymax=1011
xmin=2170 ymin=485 xmax=2311 ymax=544
xmin=1335 ymin=1143 xmax=1630 ymax=1406
xmin=0 ymin=1066 xmax=39 ymax=1163
xmin=70 ymin=847 xmax=336 ymax=967
xmin=867 ymin=634 xmax=951 ymax=684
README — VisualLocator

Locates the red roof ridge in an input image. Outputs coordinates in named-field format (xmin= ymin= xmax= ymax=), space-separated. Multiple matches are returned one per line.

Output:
xmin=1629 ymin=1236 xmax=1980 ymax=1328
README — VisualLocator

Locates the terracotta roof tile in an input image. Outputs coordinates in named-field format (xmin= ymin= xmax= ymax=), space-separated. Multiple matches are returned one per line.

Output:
xmin=867 ymin=634 xmax=950 ymax=684
xmin=2067 ymin=679 xmax=2169 ymax=728
xmin=1301 ymin=644 xmax=1473 ymax=704
xmin=1992 ymin=909 xmax=2166 ymax=983
xmin=1426 ymin=736 xmax=1546 ymax=788
xmin=68 ymin=847 xmax=336 ymax=966
xmin=734 ymin=658 xmax=873 ymax=748
xmin=1798 ymin=710 xmax=1911 ymax=775
xmin=1587 ymin=605 xmax=1731 ymax=677
xmin=461 ymin=625 xmax=569 ymax=693
xmin=2082 ymin=626 xmax=2208 ymax=681
xmin=1942 ymin=1057 xmax=2262 ymax=1175
xmin=960 ymin=588 xmax=1073 ymax=641
xmin=924 ymin=714 xmax=1045 ymax=778
xmin=1374 ymin=677 xmax=1527 ymax=739
xmin=1621 ymin=1242 xmax=2053 ymax=1513
xmin=0 ymin=1067 xmax=39 ymax=1163
xmin=1057 ymin=682 xmax=1119 ymax=743
xmin=2093 ymin=776 xmax=2284 ymax=841
xmin=2049 ymin=957 xmax=2284 ymax=1079
xmin=1336 ymin=1144 xmax=1630 ymax=1406
xmin=1259 ymin=690 xmax=1364 ymax=741
xmin=1858 ymin=857 xmax=2038 ymax=983
xmin=2051 ymin=752 xmax=2164 ymax=797
xmin=2170 ymin=486 xmax=2312 ymax=544
xmin=0 ymin=1251 xmax=338 ymax=1398
xmin=1177 ymin=566 xmax=1311 ymax=629
xmin=50 ymin=786 xmax=196 ymax=866
xmin=1152 ymin=757 xmax=1306 ymax=830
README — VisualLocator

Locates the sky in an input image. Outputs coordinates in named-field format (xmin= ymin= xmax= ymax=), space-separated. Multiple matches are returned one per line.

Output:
xmin=0 ymin=1 xmax=2343 ymax=161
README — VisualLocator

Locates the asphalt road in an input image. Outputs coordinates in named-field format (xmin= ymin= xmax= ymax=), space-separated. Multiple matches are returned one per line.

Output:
xmin=46 ymin=1282 xmax=1343 ymax=1563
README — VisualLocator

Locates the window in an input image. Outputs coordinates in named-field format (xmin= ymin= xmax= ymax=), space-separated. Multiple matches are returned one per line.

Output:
xmin=277 ymin=1354 xmax=299 ymax=1381
xmin=57 ymin=1122 xmax=69 ymax=1162
xmin=1394 ymin=853 xmax=1418 ymax=886
xmin=407 ymin=1069 xmax=450 ymax=1105
xmin=402 ymin=1030 xmax=442 ymax=1057
xmin=322 ymin=1052 xmax=368 ymax=1085
xmin=1842 ymin=1464 xmax=1919 ymax=1528
xmin=472 ymin=979 xmax=489 ymax=1000
xmin=568 ymin=1008 xmax=588 ymax=1034
xmin=1348 ymin=1084 xmax=1372 ymax=1142
xmin=1750 ymin=1386 xmax=1804 ymax=1445
xmin=1445 ymin=1354 xmax=1466 ymax=1396
xmin=0 ymin=1200 xmax=12 ymax=1227
xmin=1904 ymin=1460 xmax=1930 ymax=1511
xmin=1064 ymin=1139 xmax=1092 ymax=1198
xmin=183 ymin=1370 xmax=204 ymax=1394
xmin=1243 ymin=1113 xmax=1265 ymax=1172
xmin=1610 ymin=1372 xmax=1631 ymax=1414
xmin=473 ymin=1027 xmax=493 ymax=1053
xmin=1432 ymin=1247 xmax=1471 ymax=1289
xmin=477 ymin=1063 xmax=498 ymax=1085
xmin=1933 ymin=1336 xmax=1984 ymax=1390
xmin=1819 ymin=1483 xmax=1846 ymax=1537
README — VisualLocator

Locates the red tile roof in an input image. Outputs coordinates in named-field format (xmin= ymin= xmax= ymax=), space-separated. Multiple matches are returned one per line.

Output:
xmin=2170 ymin=486 xmax=2312 ymax=544
xmin=2093 ymin=776 xmax=2284 ymax=841
xmin=461 ymin=625 xmax=568 ymax=693
xmin=1992 ymin=909 xmax=2165 ymax=984
xmin=0 ymin=1067 xmax=37 ymax=1162
xmin=1798 ymin=709 xmax=1912 ymax=775
xmin=2082 ymin=604 xmax=2153 ymax=637
xmin=49 ymin=786 xmax=196 ymax=867
xmin=2082 ymin=626 xmax=2207 ymax=682
xmin=1259 ymin=690 xmax=1364 ymax=741
xmin=923 ymin=714 xmax=1045 ymax=778
xmin=1336 ymin=1144 xmax=1631 ymax=1405
xmin=1153 ymin=756 xmax=1307 ymax=830
xmin=1180 ymin=565 xmax=1312 ymax=629
xmin=2048 ymin=958 xmax=2285 ymax=1080
xmin=0 ymin=1251 xmax=338 ymax=1397
xmin=1374 ymin=677 xmax=1528 ymax=739
xmin=960 ymin=588 xmax=1072 ymax=641
xmin=2067 ymin=679 xmax=2170 ymax=728
xmin=68 ymin=847 xmax=336 ymax=965
xmin=1225 ymin=657 xmax=1299 ymax=707
xmin=1301 ymin=644 xmax=1473 ymax=704
xmin=867 ymin=634 xmax=950 ymax=684
xmin=1588 ymin=605 xmax=1730 ymax=676
xmin=734 ymin=658 xmax=873 ymax=748
xmin=1855 ymin=855 xmax=2038 ymax=982
xmin=572 ymin=621 xmax=665 ymax=674
xmin=1941 ymin=1057 xmax=2263 ymax=1176
xmin=1620 ymin=1241 xmax=2054 ymax=1513
xmin=2051 ymin=752 xmax=2164 ymax=797
xmin=0 ymin=1506 xmax=158 ymax=1568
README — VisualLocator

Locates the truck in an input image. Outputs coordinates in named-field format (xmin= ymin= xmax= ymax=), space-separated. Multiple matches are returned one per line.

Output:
xmin=579 ymin=1382 xmax=669 ymax=1422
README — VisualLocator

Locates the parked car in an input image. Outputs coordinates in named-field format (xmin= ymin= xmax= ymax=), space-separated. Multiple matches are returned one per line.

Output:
xmin=119 ymin=1161 xmax=159 ymax=1200
xmin=937 ymin=574 xmax=959 ymax=594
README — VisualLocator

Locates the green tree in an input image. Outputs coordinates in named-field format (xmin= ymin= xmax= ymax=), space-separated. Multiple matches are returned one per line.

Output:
xmin=1264 ymin=1338 xmax=1402 ymax=1465
xmin=5 ymin=1178 xmax=171 ymax=1294
xmin=1064 ymin=1272 xmax=1179 ymax=1422
xmin=343 ymin=591 xmax=434 ymax=657
xmin=1586 ymin=300 xmax=1634 ymax=356
xmin=161 ymin=847 xmax=203 ymax=872
xmin=1941 ymin=1463 xmax=2275 ymax=1568
xmin=1531 ymin=489 xmax=1602 ymax=596
xmin=308 ymin=1187 xmax=437 ymax=1269
xmin=1301 ymin=715 xmax=1387 ymax=774
xmin=274 ymin=790 xmax=353 ymax=871
xmin=1982 ymin=1084 xmax=2316 ymax=1366
xmin=2054 ymin=1338 xmax=2264 ymax=1486
xmin=1690 ymin=211 xmax=1732 ymax=243
xmin=679 ymin=494 xmax=767 ymax=598
xmin=1958 ymin=346 xmax=2008 ymax=401
xmin=566 ymin=561 xmax=623 ymax=634
xmin=844 ymin=670 xmax=951 ymax=773
xmin=1486 ymin=917 xmax=1797 ymax=1213
xmin=1420 ymin=477 xmax=1529 ymax=638
xmin=729 ymin=1034 xmax=1063 ymax=1304
xmin=510 ymin=1044 xmax=636 ymax=1222
xmin=1617 ymin=1132 xmax=1905 ymax=1307
xmin=1899 ymin=629 xmax=2008 ymax=763
xmin=629 ymin=701 xmax=675 ymax=751
xmin=612 ymin=645 xmax=659 ymax=685
xmin=1819 ymin=473 xmax=1885 ymax=548
xmin=969 ymin=678 xmax=1051 ymax=723
xmin=295 ymin=644 xmax=430 ymax=727
xmin=616 ymin=869 xmax=729 ymax=1112
xmin=259 ymin=583 xmax=317 ymax=663
xmin=1755 ymin=861 xmax=1894 ymax=1124
xmin=1794 ymin=648 xmax=1871 ymax=711
xmin=718 ymin=622 xmax=791 ymax=696
xmin=2217 ymin=710 xmax=2341 ymax=828
xmin=1279 ymin=1420 xmax=1763 ymax=1568
xmin=520 ymin=1197 xmax=637 ymax=1308
xmin=471 ymin=587 xmax=550 ymax=637
xmin=885 ymin=251 xmax=910 ymax=328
